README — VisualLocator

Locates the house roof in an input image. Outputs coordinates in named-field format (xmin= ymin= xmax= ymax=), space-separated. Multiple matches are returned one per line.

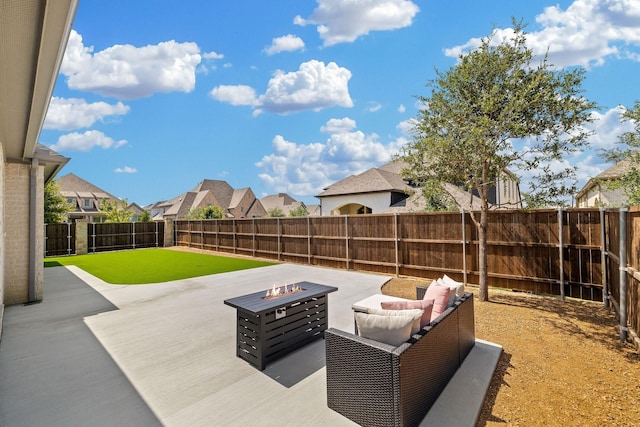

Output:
xmin=56 ymin=173 xmax=120 ymax=200
xmin=576 ymin=156 xmax=635 ymax=199
xmin=317 ymin=167 xmax=408 ymax=197
xmin=0 ymin=1 xmax=77 ymax=179
xmin=0 ymin=0 xmax=75 ymax=160
xmin=191 ymin=180 xmax=234 ymax=208
xmin=261 ymin=193 xmax=298 ymax=210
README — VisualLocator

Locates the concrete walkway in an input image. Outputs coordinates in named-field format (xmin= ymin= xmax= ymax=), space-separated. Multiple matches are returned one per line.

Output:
xmin=0 ymin=263 xmax=501 ymax=426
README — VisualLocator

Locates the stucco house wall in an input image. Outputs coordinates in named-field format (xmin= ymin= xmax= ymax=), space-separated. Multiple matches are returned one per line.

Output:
xmin=320 ymin=192 xmax=392 ymax=215
xmin=576 ymin=182 xmax=628 ymax=208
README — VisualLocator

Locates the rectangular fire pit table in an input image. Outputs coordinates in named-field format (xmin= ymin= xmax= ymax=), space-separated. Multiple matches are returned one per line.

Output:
xmin=224 ymin=282 xmax=338 ymax=370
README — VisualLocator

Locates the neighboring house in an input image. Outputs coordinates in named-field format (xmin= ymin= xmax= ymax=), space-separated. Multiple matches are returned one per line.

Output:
xmin=56 ymin=173 xmax=124 ymax=223
xmin=261 ymin=193 xmax=320 ymax=216
xmin=128 ymin=202 xmax=147 ymax=222
xmin=157 ymin=179 xmax=267 ymax=220
xmin=576 ymin=157 xmax=634 ymax=208
xmin=316 ymin=160 xmax=522 ymax=216
xmin=1 ymin=0 xmax=78 ymax=309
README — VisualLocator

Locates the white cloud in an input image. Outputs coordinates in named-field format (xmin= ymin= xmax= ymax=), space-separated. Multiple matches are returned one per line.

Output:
xmin=212 ymin=60 xmax=353 ymax=115
xmin=114 ymin=166 xmax=138 ymax=174
xmin=445 ymin=0 xmax=640 ymax=68
xmin=398 ymin=104 xmax=406 ymax=113
xmin=320 ymin=117 xmax=357 ymax=133
xmin=203 ymin=51 xmax=224 ymax=60
xmin=49 ymin=130 xmax=127 ymax=152
xmin=511 ymin=106 xmax=633 ymax=198
xmin=210 ymin=85 xmax=258 ymax=106
xmin=368 ymin=102 xmax=382 ymax=113
xmin=295 ymin=0 xmax=420 ymax=46
xmin=44 ymin=97 xmax=129 ymax=130
xmin=397 ymin=118 xmax=417 ymax=136
xmin=256 ymin=118 xmax=407 ymax=196
xmin=60 ymin=30 xmax=202 ymax=99
xmin=264 ymin=34 xmax=305 ymax=55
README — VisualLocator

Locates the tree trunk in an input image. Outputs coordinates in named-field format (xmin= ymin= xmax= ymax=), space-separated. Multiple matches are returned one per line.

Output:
xmin=478 ymin=207 xmax=489 ymax=302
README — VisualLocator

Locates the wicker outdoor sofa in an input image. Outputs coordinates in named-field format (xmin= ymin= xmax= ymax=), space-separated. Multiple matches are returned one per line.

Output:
xmin=325 ymin=289 xmax=475 ymax=427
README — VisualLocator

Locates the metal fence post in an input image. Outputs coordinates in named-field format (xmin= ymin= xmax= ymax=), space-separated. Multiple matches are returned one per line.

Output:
xmin=619 ymin=208 xmax=628 ymax=342
xmin=558 ymin=208 xmax=565 ymax=301
xmin=345 ymin=216 xmax=349 ymax=270
xmin=600 ymin=208 xmax=609 ymax=308
xmin=394 ymin=213 xmax=399 ymax=277
xmin=307 ymin=216 xmax=312 ymax=265
xmin=461 ymin=209 xmax=468 ymax=285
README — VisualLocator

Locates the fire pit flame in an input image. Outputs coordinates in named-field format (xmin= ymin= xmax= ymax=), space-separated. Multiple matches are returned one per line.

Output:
xmin=264 ymin=283 xmax=303 ymax=299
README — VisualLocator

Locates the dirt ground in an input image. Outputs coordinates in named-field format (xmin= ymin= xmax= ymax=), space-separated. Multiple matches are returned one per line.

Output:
xmin=382 ymin=277 xmax=640 ymax=427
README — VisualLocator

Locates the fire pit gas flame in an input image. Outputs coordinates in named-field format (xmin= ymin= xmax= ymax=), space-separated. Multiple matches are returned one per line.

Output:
xmin=265 ymin=283 xmax=302 ymax=299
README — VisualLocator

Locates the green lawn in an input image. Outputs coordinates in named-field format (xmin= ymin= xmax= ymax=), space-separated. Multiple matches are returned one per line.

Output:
xmin=44 ymin=248 xmax=276 ymax=284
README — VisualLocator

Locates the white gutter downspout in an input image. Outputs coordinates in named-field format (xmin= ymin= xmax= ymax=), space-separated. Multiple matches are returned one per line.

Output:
xmin=28 ymin=158 xmax=39 ymax=302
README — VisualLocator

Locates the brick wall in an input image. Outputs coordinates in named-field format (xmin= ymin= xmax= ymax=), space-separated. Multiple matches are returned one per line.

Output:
xmin=3 ymin=161 xmax=44 ymax=304
xmin=0 ymin=144 xmax=5 ymax=308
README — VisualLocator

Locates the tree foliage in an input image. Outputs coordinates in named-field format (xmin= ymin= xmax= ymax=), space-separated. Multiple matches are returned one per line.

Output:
xmin=267 ymin=207 xmax=285 ymax=217
xmin=187 ymin=205 xmax=224 ymax=219
xmin=289 ymin=205 xmax=309 ymax=217
xmin=138 ymin=210 xmax=152 ymax=222
xmin=600 ymin=101 xmax=640 ymax=206
xmin=401 ymin=21 xmax=596 ymax=301
xmin=44 ymin=180 xmax=72 ymax=224
xmin=99 ymin=199 xmax=134 ymax=223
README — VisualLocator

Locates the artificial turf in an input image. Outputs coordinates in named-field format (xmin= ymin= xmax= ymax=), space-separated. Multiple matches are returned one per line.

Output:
xmin=44 ymin=248 xmax=276 ymax=284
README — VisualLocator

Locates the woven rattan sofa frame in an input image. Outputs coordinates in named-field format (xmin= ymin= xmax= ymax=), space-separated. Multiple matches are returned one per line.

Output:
xmin=325 ymin=291 xmax=475 ymax=427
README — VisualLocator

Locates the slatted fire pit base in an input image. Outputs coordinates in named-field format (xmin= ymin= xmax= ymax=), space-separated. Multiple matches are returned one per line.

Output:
xmin=224 ymin=282 xmax=338 ymax=370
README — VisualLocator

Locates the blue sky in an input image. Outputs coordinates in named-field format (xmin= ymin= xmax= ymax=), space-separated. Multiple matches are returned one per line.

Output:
xmin=41 ymin=0 xmax=640 ymax=207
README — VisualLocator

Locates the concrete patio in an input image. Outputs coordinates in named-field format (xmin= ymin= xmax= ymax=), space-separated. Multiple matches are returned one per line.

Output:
xmin=0 ymin=263 xmax=500 ymax=426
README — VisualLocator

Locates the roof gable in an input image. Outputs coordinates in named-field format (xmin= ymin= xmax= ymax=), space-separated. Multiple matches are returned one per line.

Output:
xmin=317 ymin=167 xmax=408 ymax=197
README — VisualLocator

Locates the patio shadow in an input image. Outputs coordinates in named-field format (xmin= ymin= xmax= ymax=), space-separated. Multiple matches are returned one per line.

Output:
xmin=262 ymin=339 xmax=326 ymax=387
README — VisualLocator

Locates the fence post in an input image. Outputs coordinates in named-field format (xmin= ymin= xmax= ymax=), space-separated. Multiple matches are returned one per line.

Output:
xmin=132 ymin=222 xmax=136 ymax=249
xmin=307 ymin=216 xmax=311 ymax=265
xmin=91 ymin=222 xmax=96 ymax=253
xmin=394 ymin=213 xmax=399 ymax=277
xmin=345 ymin=215 xmax=349 ymax=270
xmin=600 ymin=208 xmax=609 ymax=308
xmin=619 ymin=208 xmax=628 ymax=342
xmin=233 ymin=219 xmax=237 ymax=254
xmin=277 ymin=218 xmax=281 ymax=262
xmin=461 ymin=209 xmax=467 ymax=285
xmin=252 ymin=217 xmax=256 ymax=257
xmin=558 ymin=208 xmax=565 ymax=301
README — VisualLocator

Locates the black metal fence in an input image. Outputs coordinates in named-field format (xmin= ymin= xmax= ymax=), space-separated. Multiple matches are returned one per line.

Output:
xmin=44 ymin=221 xmax=164 ymax=255
xmin=44 ymin=223 xmax=76 ymax=256
xmin=88 ymin=222 xmax=164 ymax=253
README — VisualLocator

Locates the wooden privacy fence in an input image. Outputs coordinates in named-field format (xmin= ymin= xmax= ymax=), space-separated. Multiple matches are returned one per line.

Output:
xmin=88 ymin=222 xmax=164 ymax=253
xmin=44 ymin=223 xmax=76 ymax=256
xmin=174 ymin=209 xmax=605 ymax=300
xmin=44 ymin=222 xmax=164 ymax=255
xmin=175 ymin=208 xmax=640 ymax=344
xmin=605 ymin=208 xmax=640 ymax=342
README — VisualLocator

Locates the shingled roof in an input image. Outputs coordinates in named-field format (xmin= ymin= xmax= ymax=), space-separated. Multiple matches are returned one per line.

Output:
xmin=317 ymin=167 xmax=408 ymax=197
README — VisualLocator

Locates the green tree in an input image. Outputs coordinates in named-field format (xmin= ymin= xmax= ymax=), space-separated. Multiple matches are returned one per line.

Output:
xmin=267 ymin=207 xmax=285 ymax=217
xmin=289 ymin=205 xmax=309 ymax=217
xmin=44 ymin=180 xmax=72 ymax=223
xmin=600 ymin=101 xmax=640 ymax=206
xmin=401 ymin=21 xmax=596 ymax=301
xmin=138 ymin=210 xmax=152 ymax=222
xmin=187 ymin=205 xmax=224 ymax=219
xmin=99 ymin=199 xmax=134 ymax=223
